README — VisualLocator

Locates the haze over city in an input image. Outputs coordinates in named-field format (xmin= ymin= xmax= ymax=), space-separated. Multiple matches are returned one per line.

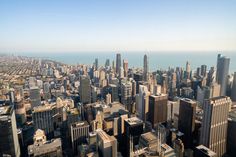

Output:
xmin=1 ymin=0 xmax=236 ymax=52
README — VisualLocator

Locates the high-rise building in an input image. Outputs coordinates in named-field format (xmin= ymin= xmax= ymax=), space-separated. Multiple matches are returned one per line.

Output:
xmin=116 ymin=53 xmax=121 ymax=75
xmin=143 ymin=54 xmax=148 ymax=81
xmin=95 ymin=58 xmax=98 ymax=70
xmin=201 ymin=65 xmax=207 ymax=77
xmin=0 ymin=105 xmax=20 ymax=157
xmin=30 ymin=87 xmax=41 ymax=108
xmin=124 ymin=117 xmax=144 ymax=157
xmin=186 ymin=61 xmax=191 ymax=79
xmin=200 ymin=96 xmax=231 ymax=156
xmin=105 ymin=59 xmax=110 ymax=68
xmin=173 ymin=139 xmax=184 ymax=157
xmin=109 ymin=84 xmax=119 ymax=102
xmin=227 ymin=110 xmax=236 ymax=157
xmin=178 ymin=98 xmax=196 ymax=149
xmin=121 ymin=81 xmax=132 ymax=111
xmin=97 ymin=129 xmax=117 ymax=157
xmin=216 ymin=54 xmax=230 ymax=96
xmin=32 ymin=104 xmax=57 ymax=138
xmin=79 ymin=75 xmax=91 ymax=104
xmin=123 ymin=59 xmax=128 ymax=77
xmin=136 ymin=85 xmax=150 ymax=122
xmin=231 ymin=72 xmax=236 ymax=101
xmin=71 ymin=121 xmax=89 ymax=155
xmin=148 ymin=93 xmax=168 ymax=128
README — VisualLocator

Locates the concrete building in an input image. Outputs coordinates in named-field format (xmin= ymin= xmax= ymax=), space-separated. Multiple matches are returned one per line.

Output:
xmin=136 ymin=85 xmax=150 ymax=122
xmin=216 ymin=54 xmax=230 ymax=96
xmin=28 ymin=129 xmax=62 ymax=157
xmin=71 ymin=121 xmax=89 ymax=154
xmin=32 ymin=104 xmax=57 ymax=138
xmin=30 ymin=86 xmax=41 ymax=108
xmin=200 ymin=96 xmax=231 ymax=156
xmin=97 ymin=129 xmax=117 ymax=157
xmin=227 ymin=110 xmax=236 ymax=157
xmin=79 ymin=75 xmax=91 ymax=104
xmin=178 ymin=98 xmax=196 ymax=149
xmin=231 ymin=72 xmax=236 ymax=101
xmin=143 ymin=54 xmax=148 ymax=81
xmin=0 ymin=105 xmax=20 ymax=157
xmin=148 ymin=93 xmax=168 ymax=128
xmin=116 ymin=53 xmax=121 ymax=75
xmin=121 ymin=81 xmax=132 ymax=111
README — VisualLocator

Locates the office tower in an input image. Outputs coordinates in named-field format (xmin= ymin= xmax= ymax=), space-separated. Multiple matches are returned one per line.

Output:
xmin=136 ymin=85 xmax=150 ymax=122
xmin=30 ymin=86 xmax=41 ymax=108
xmin=121 ymin=81 xmax=132 ymax=110
xmin=123 ymin=59 xmax=128 ymax=77
xmin=178 ymin=98 xmax=196 ymax=149
xmin=97 ymin=129 xmax=117 ymax=157
xmin=108 ymin=84 xmax=119 ymax=102
xmin=194 ymin=145 xmax=217 ymax=157
xmin=116 ymin=53 xmax=121 ymax=74
xmin=216 ymin=54 xmax=230 ymax=96
xmin=201 ymin=65 xmax=207 ymax=77
xmin=79 ymin=75 xmax=91 ymax=104
xmin=28 ymin=129 xmax=62 ymax=157
xmin=227 ymin=111 xmax=236 ymax=157
xmin=43 ymin=82 xmax=51 ymax=100
xmin=71 ymin=121 xmax=89 ymax=154
xmin=143 ymin=54 xmax=148 ymax=81
xmin=186 ymin=61 xmax=191 ymax=79
xmin=32 ymin=104 xmax=57 ymax=138
xmin=197 ymin=86 xmax=211 ymax=105
xmin=105 ymin=59 xmax=110 ymax=68
xmin=196 ymin=67 xmax=201 ymax=77
xmin=231 ymin=72 xmax=236 ymax=101
xmin=133 ymin=72 xmax=143 ymax=93
xmin=210 ymin=82 xmax=221 ymax=98
xmin=119 ymin=67 xmax=124 ymax=78
xmin=139 ymin=132 xmax=159 ymax=151
xmin=0 ymin=105 xmax=20 ymax=157
xmin=200 ymin=96 xmax=231 ymax=156
xmin=95 ymin=58 xmax=98 ymax=70
xmin=207 ymin=67 xmax=216 ymax=86
xmin=124 ymin=117 xmax=144 ymax=157
xmin=148 ymin=93 xmax=168 ymax=128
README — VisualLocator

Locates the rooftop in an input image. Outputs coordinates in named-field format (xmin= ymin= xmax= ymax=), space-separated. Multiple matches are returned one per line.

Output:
xmin=196 ymin=145 xmax=217 ymax=156
xmin=71 ymin=121 xmax=89 ymax=128
xmin=125 ymin=117 xmax=143 ymax=125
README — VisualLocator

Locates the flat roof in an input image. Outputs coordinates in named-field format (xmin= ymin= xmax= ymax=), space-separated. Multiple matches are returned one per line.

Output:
xmin=196 ymin=145 xmax=217 ymax=156
xmin=125 ymin=117 xmax=143 ymax=125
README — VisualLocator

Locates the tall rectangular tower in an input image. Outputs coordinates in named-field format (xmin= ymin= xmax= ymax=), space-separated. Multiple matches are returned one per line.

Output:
xmin=0 ymin=105 xmax=20 ymax=157
xmin=200 ymin=96 xmax=231 ymax=156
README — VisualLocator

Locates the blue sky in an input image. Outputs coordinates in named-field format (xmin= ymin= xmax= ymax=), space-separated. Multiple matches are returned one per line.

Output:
xmin=0 ymin=0 xmax=236 ymax=53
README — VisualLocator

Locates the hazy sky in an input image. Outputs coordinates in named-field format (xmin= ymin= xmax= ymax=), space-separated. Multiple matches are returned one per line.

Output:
xmin=0 ymin=0 xmax=236 ymax=53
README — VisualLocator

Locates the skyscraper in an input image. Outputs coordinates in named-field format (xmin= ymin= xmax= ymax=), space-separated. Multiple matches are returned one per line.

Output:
xmin=71 ymin=121 xmax=89 ymax=155
xmin=79 ymin=75 xmax=91 ymax=104
xmin=121 ymin=81 xmax=132 ymax=111
xmin=148 ymin=93 xmax=168 ymax=128
xmin=200 ymin=96 xmax=231 ymax=156
xmin=186 ymin=61 xmax=191 ymax=79
xmin=201 ymin=65 xmax=207 ymax=77
xmin=94 ymin=58 xmax=98 ymax=70
xmin=231 ymin=72 xmax=236 ymax=101
xmin=143 ymin=54 xmax=148 ymax=81
xmin=136 ymin=85 xmax=150 ymax=122
xmin=123 ymin=59 xmax=128 ymax=77
xmin=97 ymin=129 xmax=117 ymax=157
xmin=0 ymin=105 xmax=20 ymax=157
xmin=116 ymin=53 xmax=121 ymax=75
xmin=216 ymin=54 xmax=230 ymax=96
xmin=178 ymin=98 xmax=196 ymax=149
xmin=32 ymin=104 xmax=57 ymax=138
xmin=30 ymin=86 xmax=41 ymax=108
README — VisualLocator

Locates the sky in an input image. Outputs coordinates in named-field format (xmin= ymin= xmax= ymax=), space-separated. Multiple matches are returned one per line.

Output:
xmin=0 ymin=0 xmax=236 ymax=53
